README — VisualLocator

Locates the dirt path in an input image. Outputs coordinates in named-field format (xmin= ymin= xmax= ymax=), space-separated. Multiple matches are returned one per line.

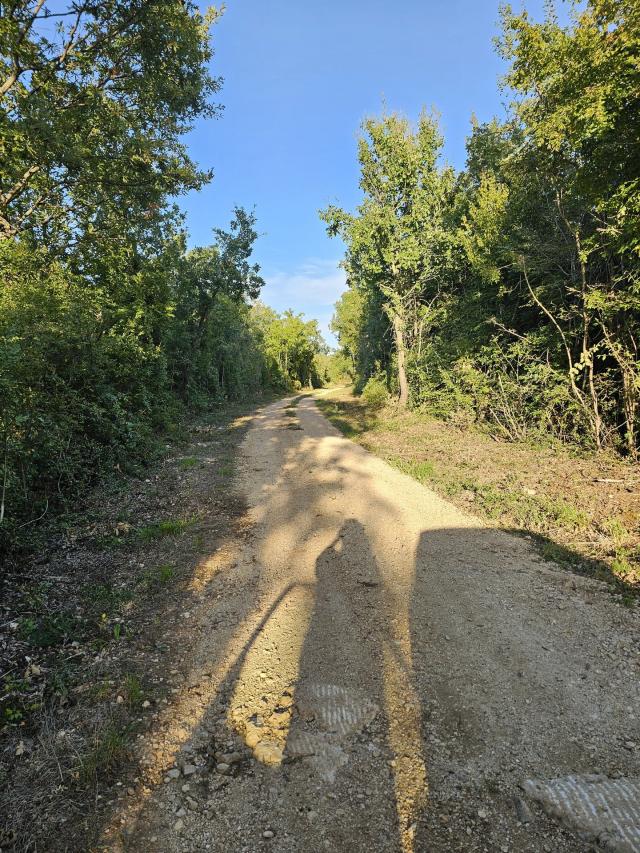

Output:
xmin=103 ymin=396 xmax=640 ymax=852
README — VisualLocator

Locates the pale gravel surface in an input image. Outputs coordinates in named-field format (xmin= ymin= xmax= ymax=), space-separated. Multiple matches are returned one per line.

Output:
xmin=103 ymin=395 xmax=640 ymax=853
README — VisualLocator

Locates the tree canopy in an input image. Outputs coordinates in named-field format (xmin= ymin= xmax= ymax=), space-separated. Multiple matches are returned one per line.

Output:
xmin=324 ymin=0 xmax=640 ymax=456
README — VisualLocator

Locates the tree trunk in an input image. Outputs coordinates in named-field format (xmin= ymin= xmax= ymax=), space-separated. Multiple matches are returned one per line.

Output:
xmin=622 ymin=365 xmax=637 ymax=457
xmin=392 ymin=312 xmax=409 ymax=408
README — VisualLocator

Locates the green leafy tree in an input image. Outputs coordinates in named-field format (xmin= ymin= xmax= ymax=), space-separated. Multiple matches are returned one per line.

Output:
xmin=262 ymin=310 xmax=326 ymax=390
xmin=0 ymin=0 xmax=220 ymax=248
xmin=321 ymin=112 xmax=460 ymax=406
xmin=168 ymin=208 xmax=265 ymax=397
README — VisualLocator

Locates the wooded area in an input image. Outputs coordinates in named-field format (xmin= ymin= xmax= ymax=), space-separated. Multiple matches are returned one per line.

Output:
xmin=323 ymin=0 xmax=640 ymax=458
xmin=0 ymin=1 xmax=324 ymax=549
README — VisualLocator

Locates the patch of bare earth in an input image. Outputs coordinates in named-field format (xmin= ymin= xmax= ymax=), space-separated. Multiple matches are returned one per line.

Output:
xmin=0 ymin=398 xmax=276 ymax=852
xmin=316 ymin=388 xmax=640 ymax=598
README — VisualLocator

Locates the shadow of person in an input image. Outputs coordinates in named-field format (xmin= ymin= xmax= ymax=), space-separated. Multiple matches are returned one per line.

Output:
xmin=278 ymin=518 xmax=429 ymax=853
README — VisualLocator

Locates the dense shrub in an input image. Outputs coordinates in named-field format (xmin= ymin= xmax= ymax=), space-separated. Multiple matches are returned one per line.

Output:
xmin=361 ymin=377 xmax=389 ymax=409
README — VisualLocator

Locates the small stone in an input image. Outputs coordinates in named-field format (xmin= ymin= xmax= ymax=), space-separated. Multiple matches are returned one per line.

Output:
xmin=216 ymin=762 xmax=230 ymax=774
xmin=514 ymin=797 xmax=532 ymax=824
xmin=244 ymin=725 xmax=261 ymax=749
xmin=181 ymin=783 xmax=191 ymax=793
xmin=254 ymin=741 xmax=283 ymax=766
xmin=624 ymin=741 xmax=636 ymax=751
xmin=142 ymin=700 xmax=151 ymax=708
xmin=176 ymin=807 xmax=186 ymax=817
xmin=182 ymin=764 xmax=197 ymax=776
xmin=173 ymin=819 xmax=184 ymax=833
xmin=263 ymin=830 xmax=274 ymax=839
xmin=116 ymin=695 xmax=124 ymax=704
xmin=187 ymin=796 xmax=199 ymax=810
xmin=477 ymin=808 xmax=487 ymax=819
xmin=167 ymin=768 xmax=181 ymax=779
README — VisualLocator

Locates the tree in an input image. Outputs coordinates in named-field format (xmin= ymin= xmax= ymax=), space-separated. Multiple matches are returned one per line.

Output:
xmin=331 ymin=284 xmax=390 ymax=389
xmin=262 ymin=309 xmax=326 ymax=389
xmin=167 ymin=208 xmax=265 ymax=397
xmin=486 ymin=0 xmax=640 ymax=452
xmin=321 ymin=112 xmax=458 ymax=406
xmin=0 ymin=0 xmax=220 ymax=249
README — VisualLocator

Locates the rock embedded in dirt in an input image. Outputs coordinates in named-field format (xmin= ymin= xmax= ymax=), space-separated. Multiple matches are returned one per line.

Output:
xmin=244 ymin=726 xmax=261 ymax=748
xmin=182 ymin=763 xmax=197 ymax=776
xmin=514 ymin=797 xmax=533 ymax=824
xmin=253 ymin=741 xmax=283 ymax=766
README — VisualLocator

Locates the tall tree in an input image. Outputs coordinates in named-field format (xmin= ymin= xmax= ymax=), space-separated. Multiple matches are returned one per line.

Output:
xmin=0 ymin=0 xmax=220 ymax=249
xmin=321 ymin=112 xmax=458 ymax=406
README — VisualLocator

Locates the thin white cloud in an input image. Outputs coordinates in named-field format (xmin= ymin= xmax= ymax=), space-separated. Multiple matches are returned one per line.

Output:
xmin=259 ymin=259 xmax=347 ymax=345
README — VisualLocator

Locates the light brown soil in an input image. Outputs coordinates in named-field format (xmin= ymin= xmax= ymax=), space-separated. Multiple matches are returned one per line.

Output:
xmin=89 ymin=396 xmax=639 ymax=853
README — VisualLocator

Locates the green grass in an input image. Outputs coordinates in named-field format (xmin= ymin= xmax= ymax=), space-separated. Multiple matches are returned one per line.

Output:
xmin=139 ymin=563 xmax=175 ymax=589
xmin=546 ymin=498 xmax=590 ymax=530
xmin=389 ymin=457 xmax=436 ymax=483
xmin=82 ymin=583 xmax=133 ymax=615
xmin=317 ymin=390 xmax=640 ymax=598
xmin=79 ymin=722 xmax=131 ymax=783
xmin=605 ymin=517 xmax=630 ymax=546
xmin=539 ymin=540 xmax=583 ymax=566
xmin=123 ymin=673 xmax=144 ymax=708
xmin=179 ymin=456 xmax=199 ymax=469
xmin=18 ymin=611 xmax=81 ymax=647
xmin=137 ymin=517 xmax=193 ymax=541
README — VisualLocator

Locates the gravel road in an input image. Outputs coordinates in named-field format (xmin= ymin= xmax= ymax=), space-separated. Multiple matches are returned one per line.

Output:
xmin=111 ymin=396 xmax=640 ymax=853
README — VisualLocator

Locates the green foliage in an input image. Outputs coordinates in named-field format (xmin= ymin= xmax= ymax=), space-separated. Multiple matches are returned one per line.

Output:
xmin=324 ymin=1 xmax=640 ymax=457
xmin=321 ymin=112 xmax=461 ymax=406
xmin=123 ymin=674 xmax=144 ymax=709
xmin=18 ymin=611 xmax=81 ymax=647
xmin=137 ymin=518 xmax=193 ymax=542
xmin=79 ymin=721 xmax=131 ymax=783
xmin=140 ymin=564 xmax=176 ymax=589
xmin=389 ymin=458 xmax=435 ymax=483
xmin=361 ymin=377 xmax=389 ymax=409
xmin=0 ymin=5 xmax=326 ymax=551
xmin=0 ymin=1 xmax=220 ymax=246
xmin=256 ymin=306 xmax=326 ymax=390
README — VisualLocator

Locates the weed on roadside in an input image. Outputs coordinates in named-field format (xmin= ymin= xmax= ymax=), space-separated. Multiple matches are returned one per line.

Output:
xmin=137 ymin=517 xmax=194 ymax=541
xmin=179 ymin=457 xmax=199 ymax=469
xmin=78 ymin=720 xmax=131 ymax=784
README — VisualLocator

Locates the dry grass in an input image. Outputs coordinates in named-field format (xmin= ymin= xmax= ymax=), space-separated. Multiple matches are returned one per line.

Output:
xmin=316 ymin=388 xmax=640 ymax=600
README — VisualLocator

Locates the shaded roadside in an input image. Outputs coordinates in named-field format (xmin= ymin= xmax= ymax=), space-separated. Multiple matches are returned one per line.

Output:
xmin=0 ymin=397 xmax=277 ymax=853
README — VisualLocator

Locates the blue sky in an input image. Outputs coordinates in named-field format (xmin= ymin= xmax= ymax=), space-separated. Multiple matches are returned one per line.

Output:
xmin=182 ymin=0 xmax=560 ymax=345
